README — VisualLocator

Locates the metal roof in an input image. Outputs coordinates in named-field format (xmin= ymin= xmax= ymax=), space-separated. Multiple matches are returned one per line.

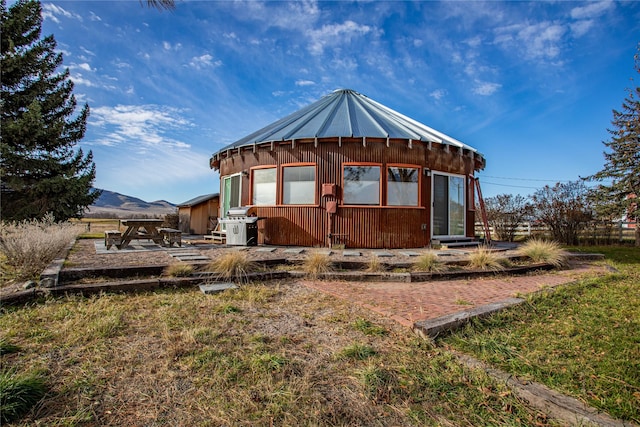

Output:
xmin=214 ymin=89 xmax=479 ymax=154
xmin=177 ymin=193 xmax=219 ymax=208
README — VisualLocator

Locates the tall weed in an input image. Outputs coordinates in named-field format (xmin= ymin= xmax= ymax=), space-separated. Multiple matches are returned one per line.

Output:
xmin=0 ymin=214 xmax=82 ymax=282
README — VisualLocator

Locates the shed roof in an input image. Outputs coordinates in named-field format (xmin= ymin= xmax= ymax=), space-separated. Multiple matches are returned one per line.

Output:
xmin=213 ymin=89 xmax=479 ymax=155
xmin=177 ymin=193 xmax=219 ymax=208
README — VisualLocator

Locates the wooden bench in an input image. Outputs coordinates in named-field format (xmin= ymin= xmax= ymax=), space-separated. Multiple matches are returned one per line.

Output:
xmin=158 ymin=228 xmax=182 ymax=247
xmin=104 ymin=230 xmax=122 ymax=250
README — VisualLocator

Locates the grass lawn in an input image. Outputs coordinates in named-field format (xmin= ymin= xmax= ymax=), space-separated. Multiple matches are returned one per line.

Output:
xmin=1 ymin=282 xmax=557 ymax=426
xmin=441 ymin=245 xmax=640 ymax=423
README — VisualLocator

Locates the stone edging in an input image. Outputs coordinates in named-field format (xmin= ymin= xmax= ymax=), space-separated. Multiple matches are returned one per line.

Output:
xmin=453 ymin=352 xmax=635 ymax=427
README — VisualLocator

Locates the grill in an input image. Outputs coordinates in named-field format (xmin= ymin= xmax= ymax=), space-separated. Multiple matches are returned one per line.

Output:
xmin=219 ymin=207 xmax=261 ymax=246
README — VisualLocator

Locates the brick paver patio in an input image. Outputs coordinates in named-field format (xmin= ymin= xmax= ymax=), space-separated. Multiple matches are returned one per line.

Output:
xmin=300 ymin=262 xmax=605 ymax=327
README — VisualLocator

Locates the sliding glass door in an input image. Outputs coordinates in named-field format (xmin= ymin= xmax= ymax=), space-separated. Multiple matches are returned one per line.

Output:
xmin=432 ymin=173 xmax=465 ymax=237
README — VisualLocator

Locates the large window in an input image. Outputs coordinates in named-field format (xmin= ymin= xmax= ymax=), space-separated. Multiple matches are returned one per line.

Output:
xmin=251 ymin=167 xmax=276 ymax=205
xmin=343 ymin=165 xmax=381 ymax=205
xmin=283 ymin=165 xmax=315 ymax=205
xmin=387 ymin=166 xmax=419 ymax=206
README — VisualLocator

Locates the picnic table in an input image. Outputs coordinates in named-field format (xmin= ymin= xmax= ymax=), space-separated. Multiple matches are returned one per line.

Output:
xmin=118 ymin=219 xmax=165 ymax=249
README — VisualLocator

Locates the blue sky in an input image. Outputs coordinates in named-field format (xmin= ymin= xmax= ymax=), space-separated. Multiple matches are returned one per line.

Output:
xmin=38 ymin=0 xmax=639 ymax=204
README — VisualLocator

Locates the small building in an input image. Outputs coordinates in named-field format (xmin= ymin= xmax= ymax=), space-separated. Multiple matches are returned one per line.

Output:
xmin=177 ymin=193 xmax=219 ymax=235
xmin=209 ymin=89 xmax=486 ymax=248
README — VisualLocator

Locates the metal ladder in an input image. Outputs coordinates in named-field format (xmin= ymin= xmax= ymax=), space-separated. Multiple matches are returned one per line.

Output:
xmin=474 ymin=177 xmax=491 ymax=244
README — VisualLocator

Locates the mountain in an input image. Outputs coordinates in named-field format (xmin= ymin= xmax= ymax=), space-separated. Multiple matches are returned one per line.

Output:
xmin=85 ymin=189 xmax=177 ymax=217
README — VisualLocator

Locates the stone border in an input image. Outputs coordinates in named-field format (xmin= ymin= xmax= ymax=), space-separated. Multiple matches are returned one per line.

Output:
xmin=413 ymin=298 xmax=526 ymax=339
xmin=454 ymin=352 xmax=634 ymax=427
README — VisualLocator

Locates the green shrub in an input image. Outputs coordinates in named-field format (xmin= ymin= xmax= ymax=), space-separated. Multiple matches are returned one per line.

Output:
xmin=0 ymin=369 xmax=47 ymax=423
xmin=0 ymin=338 xmax=20 ymax=355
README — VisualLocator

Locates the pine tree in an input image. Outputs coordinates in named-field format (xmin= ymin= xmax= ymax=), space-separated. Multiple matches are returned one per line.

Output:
xmin=1 ymin=0 xmax=100 ymax=221
xmin=587 ymin=44 xmax=640 ymax=246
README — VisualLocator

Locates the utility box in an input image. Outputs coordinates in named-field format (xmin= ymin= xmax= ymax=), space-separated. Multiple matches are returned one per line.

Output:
xmin=326 ymin=200 xmax=337 ymax=214
xmin=322 ymin=183 xmax=337 ymax=197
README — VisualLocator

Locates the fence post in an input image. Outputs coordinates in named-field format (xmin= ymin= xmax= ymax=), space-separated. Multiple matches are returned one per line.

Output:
xmin=619 ymin=221 xmax=623 ymax=243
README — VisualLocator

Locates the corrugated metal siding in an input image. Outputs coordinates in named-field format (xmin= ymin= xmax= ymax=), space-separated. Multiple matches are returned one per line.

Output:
xmin=219 ymin=139 xmax=475 ymax=248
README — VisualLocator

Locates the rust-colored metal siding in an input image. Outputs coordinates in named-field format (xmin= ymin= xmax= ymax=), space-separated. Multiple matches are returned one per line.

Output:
xmin=218 ymin=138 xmax=478 ymax=248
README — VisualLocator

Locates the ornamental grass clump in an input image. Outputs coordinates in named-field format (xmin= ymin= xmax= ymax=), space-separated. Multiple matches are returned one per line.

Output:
xmin=208 ymin=251 xmax=256 ymax=282
xmin=366 ymin=256 xmax=385 ymax=272
xmin=302 ymin=250 xmax=333 ymax=279
xmin=165 ymin=262 xmax=194 ymax=277
xmin=467 ymin=246 xmax=505 ymax=272
xmin=518 ymin=239 xmax=567 ymax=268
xmin=0 ymin=213 xmax=82 ymax=283
xmin=413 ymin=251 xmax=446 ymax=273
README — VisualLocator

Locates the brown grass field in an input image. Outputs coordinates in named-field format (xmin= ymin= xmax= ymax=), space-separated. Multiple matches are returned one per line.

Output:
xmin=1 ymin=281 xmax=556 ymax=426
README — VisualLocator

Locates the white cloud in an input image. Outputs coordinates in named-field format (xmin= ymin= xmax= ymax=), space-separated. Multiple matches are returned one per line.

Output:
xmin=88 ymin=105 xmax=209 ymax=189
xmin=71 ymin=73 xmax=97 ymax=87
xmin=570 ymin=1 xmax=614 ymax=20
xmin=307 ymin=20 xmax=379 ymax=55
xmin=295 ymin=80 xmax=315 ymax=86
xmin=494 ymin=21 xmax=566 ymax=61
xmin=163 ymin=42 xmax=182 ymax=51
xmin=41 ymin=3 xmax=82 ymax=24
xmin=73 ymin=63 xmax=94 ymax=72
xmin=570 ymin=20 xmax=594 ymax=38
xmin=188 ymin=54 xmax=222 ymax=69
xmin=430 ymin=89 xmax=447 ymax=101
xmin=89 ymin=11 xmax=102 ymax=22
xmin=472 ymin=81 xmax=501 ymax=96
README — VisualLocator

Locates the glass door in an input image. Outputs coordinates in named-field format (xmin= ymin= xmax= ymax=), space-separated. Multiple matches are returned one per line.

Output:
xmin=432 ymin=173 xmax=465 ymax=237
xmin=221 ymin=173 xmax=241 ymax=218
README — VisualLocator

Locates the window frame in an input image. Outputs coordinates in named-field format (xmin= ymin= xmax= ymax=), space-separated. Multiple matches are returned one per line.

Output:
xmin=280 ymin=163 xmax=318 ymax=206
xmin=342 ymin=162 xmax=383 ymax=207
xmin=386 ymin=163 xmax=421 ymax=207
xmin=249 ymin=165 xmax=277 ymax=206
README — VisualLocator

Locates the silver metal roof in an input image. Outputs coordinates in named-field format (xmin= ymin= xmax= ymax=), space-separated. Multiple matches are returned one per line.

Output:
xmin=215 ymin=88 xmax=478 ymax=153
xmin=177 ymin=193 xmax=219 ymax=208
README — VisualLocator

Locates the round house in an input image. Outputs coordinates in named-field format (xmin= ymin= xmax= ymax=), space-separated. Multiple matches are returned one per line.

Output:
xmin=210 ymin=89 xmax=486 ymax=249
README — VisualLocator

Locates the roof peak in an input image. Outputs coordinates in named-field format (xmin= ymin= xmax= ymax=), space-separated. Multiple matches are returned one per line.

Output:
xmin=214 ymin=89 xmax=479 ymax=154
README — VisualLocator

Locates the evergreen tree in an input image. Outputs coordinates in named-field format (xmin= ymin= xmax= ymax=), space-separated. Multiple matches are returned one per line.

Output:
xmin=1 ymin=0 xmax=100 ymax=221
xmin=587 ymin=44 xmax=640 ymax=246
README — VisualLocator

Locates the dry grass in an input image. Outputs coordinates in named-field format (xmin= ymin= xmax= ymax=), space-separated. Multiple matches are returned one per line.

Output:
xmin=207 ymin=250 xmax=257 ymax=282
xmin=413 ymin=251 xmax=446 ymax=273
xmin=0 ymin=284 xmax=552 ymax=426
xmin=365 ymin=256 xmax=386 ymax=272
xmin=302 ymin=250 xmax=334 ymax=279
xmin=164 ymin=262 xmax=194 ymax=277
xmin=466 ymin=246 xmax=505 ymax=271
xmin=0 ymin=214 xmax=83 ymax=285
xmin=518 ymin=239 xmax=568 ymax=267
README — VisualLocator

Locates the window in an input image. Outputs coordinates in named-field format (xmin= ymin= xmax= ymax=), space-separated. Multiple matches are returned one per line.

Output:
xmin=387 ymin=166 xmax=419 ymax=206
xmin=251 ymin=167 xmax=276 ymax=205
xmin=343 ymin=165 xmax=381 ymax=205
xmin=283 ymin=165 xmax=315 ymax=204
